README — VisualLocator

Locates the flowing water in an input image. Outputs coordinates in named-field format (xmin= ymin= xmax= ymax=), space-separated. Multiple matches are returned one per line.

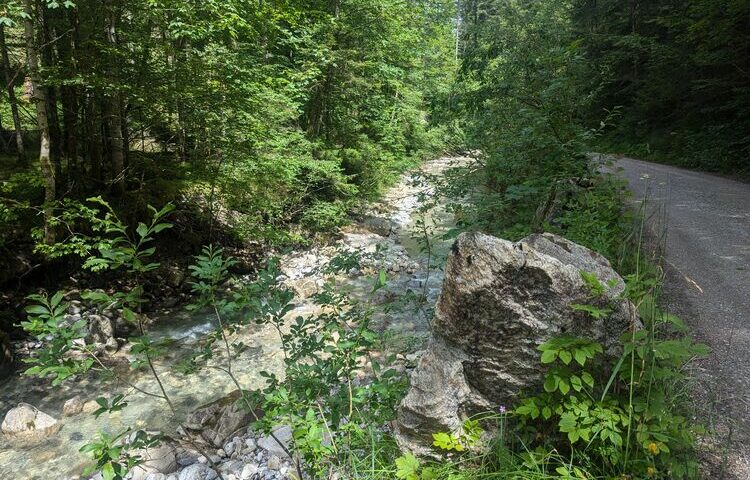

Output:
xmin=0 ymin=156 xmax=471 ymax=480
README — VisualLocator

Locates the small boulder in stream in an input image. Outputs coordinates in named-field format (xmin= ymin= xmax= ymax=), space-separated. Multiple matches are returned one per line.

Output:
xmin=184 ymin=391 xmax=256 ymax=447
xmin=86 ymin=313 xmax=119 ymax=353
xmin=395 ymin=232 xmax=637 ymax=456
xmin=2 ymin=403 xmax=61 ymax=441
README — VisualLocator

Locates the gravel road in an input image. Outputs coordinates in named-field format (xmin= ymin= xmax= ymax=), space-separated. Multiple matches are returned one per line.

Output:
xmin=615 ymin=156 xmax=750 ymax=477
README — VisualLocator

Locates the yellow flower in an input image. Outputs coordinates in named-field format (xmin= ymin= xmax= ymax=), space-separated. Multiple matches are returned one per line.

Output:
xmin=647 ymin=466 xmax=656 ymax=476
xmin=647 ymin=442 xmax=659 ymax=455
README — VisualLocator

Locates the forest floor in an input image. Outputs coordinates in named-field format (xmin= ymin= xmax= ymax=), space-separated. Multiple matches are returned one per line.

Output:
xmin=614 ymin=156 xmax=750 ymax=479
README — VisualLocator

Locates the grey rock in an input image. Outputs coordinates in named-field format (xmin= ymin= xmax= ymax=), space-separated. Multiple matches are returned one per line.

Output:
xmin=223 ymin=440 xmax=235 ymax=456
xmin=1 ymin=403 xmax=61 ymax=440
xmin=266 ymin=455 xmax=281 ymax=471
xmin=126 ymin=443 xmax=178 ymax=480
xmin=257 ymin=425 xmax=292 ymax=459
xmin=244 ymin=438 xmax=256 ymax=451
xmin=178 ymin=464 xmax=212 ymax=480
xmin=184 ymin=391 xmax=253 ymax=447
xmin=240 ymin=464 xmax=258 ymax=479
xmin=218 ymin=460 xmax=243 ymax=474
xmin=176 ymin=450 xmax=199 ymax=467
xmin=86 ymin=313 xmax=119 ymax=353
xmin=363 ymin=215 xmax=394 ymax=237
xmin=395 ymin=232 xmax=637 ymax=456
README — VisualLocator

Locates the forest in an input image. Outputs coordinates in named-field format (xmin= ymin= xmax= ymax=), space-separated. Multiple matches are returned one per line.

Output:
xmin=0 ymin=0 xmax=747 ymax=479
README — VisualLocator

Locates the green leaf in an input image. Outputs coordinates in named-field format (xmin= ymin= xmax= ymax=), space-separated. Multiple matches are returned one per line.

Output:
xmin=395 ymin=453 xmax=420 ymax=480
xmin=136 ymin=223 xmax=148 ymax=239
xmin=101 ymin=463 xmax=115 ymax=480
xmin=543 ymin=375 xmax=558 ymax=392
xmin=540 ymin=349 xmax=558 ymax=364
xmin=559 ymin=350 xmax=572 ymax=365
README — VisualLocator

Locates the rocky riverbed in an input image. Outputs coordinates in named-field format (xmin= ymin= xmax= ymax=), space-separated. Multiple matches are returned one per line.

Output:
xmin=0 ymin=156 xmax=471 ymax=480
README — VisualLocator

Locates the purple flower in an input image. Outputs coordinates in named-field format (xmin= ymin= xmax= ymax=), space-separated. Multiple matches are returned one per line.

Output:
xmin=499 ymin=405 xmax=507 ymax=414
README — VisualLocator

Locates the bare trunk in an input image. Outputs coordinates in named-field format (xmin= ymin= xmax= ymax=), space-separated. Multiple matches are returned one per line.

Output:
xmin=0 ymin=25 xmax=26 ymax=164
xmin=24 ymin=0 xmax=55 ymax=244
xmin=106 ymin=7 xmax=125 ymax=194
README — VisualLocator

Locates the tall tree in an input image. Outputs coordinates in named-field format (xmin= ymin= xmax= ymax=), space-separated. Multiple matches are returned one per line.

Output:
xmin=0 ymin=23 xmax=25 ymax=164
xmin=23 ymin=0 xmax=54 ymax=243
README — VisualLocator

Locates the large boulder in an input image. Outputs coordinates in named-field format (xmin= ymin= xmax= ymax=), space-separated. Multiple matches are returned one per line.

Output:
xmin=395 ymin=232 xmax=636 ymax=455
xmin=2 ymin=403 xmax=61 ymax=441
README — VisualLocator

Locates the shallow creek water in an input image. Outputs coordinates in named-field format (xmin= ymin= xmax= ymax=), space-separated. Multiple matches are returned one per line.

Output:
xmin=0 ymin=156 xmax=470 ymax=480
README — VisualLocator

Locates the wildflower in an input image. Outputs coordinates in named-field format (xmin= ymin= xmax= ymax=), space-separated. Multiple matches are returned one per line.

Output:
xmin=647 ymin=442 xmax=659 ymax=455
xmin=647 ymin=466 xmax=656 ymax=476
xmin=499 ymin=405 xmax=507 ymax=414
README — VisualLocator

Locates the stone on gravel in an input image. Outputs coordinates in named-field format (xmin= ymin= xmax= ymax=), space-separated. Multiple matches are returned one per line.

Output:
xmin=257 ymin=425 xmax=292 ymax=459
xmin=244 ymin=438 xmax=256 ymax=451
xmin=239 ymin=464 xmax=258 ymax=480
xmin=178 ymin=464 xmax=213 ymax=480
xmin=266 ymin=455 xmax=281 ymax=471
xmin=395 ymin=232 xmax=637 ymax=455
xmin=1 ymin=403 xmax=61 ymax=440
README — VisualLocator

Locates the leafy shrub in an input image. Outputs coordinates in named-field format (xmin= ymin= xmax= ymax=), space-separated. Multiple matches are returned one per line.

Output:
xmin=514 ymin=273 xmax=708 ymax=479
xmin=301 ymin=200 xmax=350 ymax=232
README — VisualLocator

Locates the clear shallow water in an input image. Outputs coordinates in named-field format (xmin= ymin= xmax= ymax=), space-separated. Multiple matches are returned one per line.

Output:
xmin=0 ymin=156 xmax=470 ymax=480
xmin=0 ymin=315 xmax=284 ymax=480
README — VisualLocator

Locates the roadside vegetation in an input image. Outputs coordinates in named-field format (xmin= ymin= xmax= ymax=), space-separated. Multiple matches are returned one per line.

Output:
xmin=1 ymin=0 xmax=737 ymax=479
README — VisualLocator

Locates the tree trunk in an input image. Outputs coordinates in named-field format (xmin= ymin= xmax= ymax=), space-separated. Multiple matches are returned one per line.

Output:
xmin=105 ymin=8 xmax=125 ymax=194
xmin=24 ymin=0 xmax=55 ymax=244
xmin=62 ymin=7 xmax=80 ymax=185
xmin=0 ymin=25 xmax=26 ymax=164
xmin=40 ymin=8 xmax=63 ymax=182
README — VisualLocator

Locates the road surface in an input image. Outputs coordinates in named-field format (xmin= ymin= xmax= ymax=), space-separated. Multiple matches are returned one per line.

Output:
xmin=615 ymin=156 xmax=750 ymax=477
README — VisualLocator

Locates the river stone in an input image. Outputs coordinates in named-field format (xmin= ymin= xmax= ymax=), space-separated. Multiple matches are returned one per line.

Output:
xmin=62 ymin=396 xmax=84 ymax=417
xmin=239 ymin=464 xmax=258 ymax=479
xmin=363 ymin=215 xmax=394 ymax=237
xmin=185 ymin=391 xmax=254 ymax=447
xmin=126 ymin=442 xmax=178 ymax=480
xmin=395 ymin=232 xmax=637 ymax=456
xmin=1 ymin=403 xmax=61 ymax=440
xmin=86 ymin=313 xmax=119 ymax=352
xmin=257 ymin=425 xmax=292 ymax=459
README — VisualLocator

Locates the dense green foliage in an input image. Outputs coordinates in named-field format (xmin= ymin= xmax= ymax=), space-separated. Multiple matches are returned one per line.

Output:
xmin=442 ymin=0 xmax=630 ymax=262
xmin=2 ymin=0 xmax=737 ymax=478
xmin=573 ymin=0 xmax=750 ymax=174
xmin=0 ymin=0 xmax=457 ymax=269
